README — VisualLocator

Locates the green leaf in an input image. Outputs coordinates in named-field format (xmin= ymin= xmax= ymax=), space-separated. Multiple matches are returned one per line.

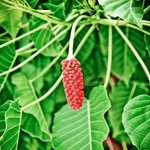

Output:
xmin=52 ymin=86 xmax=111 ymax=150
xmin=18 ymin=131 xmax=52 ymax=150
xmin=0 ymin=40 xmax=16 ymax=92
xmin=98 ymin=0 xmax=143 ymax=28
xmin=26 ymin=0 xmax=39 ymax=8
xmin=43 ymin=3 xmax=66 ymax=20
xmin=75 ymin=26 xmax=95 ymax=64
xmin=0 ymin=100 xmax=21 ymax=150
xmin=30 ymin=17 xmax=62 ymax=57
xmin=0 ymin=101 xmax=10 ymax=137
xmin=99 ymin=26 xmax=146 ymax=83
xmin=109 ymin=81 xmax=149 ymax=143
xmin=44 ymin=0 xmax=74 ymax=19
xmin=0 ymin=3 xmax=22 ymax=38
xmin=12 ymin=72 xmax=51 ymax=142
xmin=21 ymin=56 xmax=50 ymax=95
xmin=122 ymin=95 xmax=150 ymax=149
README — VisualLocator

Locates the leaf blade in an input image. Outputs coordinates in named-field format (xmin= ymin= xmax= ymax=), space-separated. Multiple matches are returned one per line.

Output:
xmin=52 ymin=86 xmax=111 ymax=150
xmin=12 ymin=72 xmax=51 ymax=142
xmin=98 ymin=0 xmax=143 ymax=28
xmin=0 ymin=101 xmax=21 ymax=150
xmin=122 ymin=95 xmax=150 ymax=149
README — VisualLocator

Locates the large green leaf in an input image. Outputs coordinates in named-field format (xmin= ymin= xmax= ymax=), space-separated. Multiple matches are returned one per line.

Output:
xmin=0 ymin=2 xmax=22 ymax=38
xmin=30 ymin=17 xmax=62 ymax=57
xmin=12 ymin=73 xmax=51 ymax=142
xmin=122 ymin=95 xmax=150 ymax=149
xmin=109 ymin=81 xmax=149 ymax=143
xmin=0 ymin=100 xmax=21 ymax=150
xmin=52 ymin=86 xmax=111 ymax=150
xmin=98 ymin=0 xmax=143 ymax=28
xmin=0 ymin=40 xmax=16 ymax=92
xmin=99 ymin=26 xmax=146 ymax=83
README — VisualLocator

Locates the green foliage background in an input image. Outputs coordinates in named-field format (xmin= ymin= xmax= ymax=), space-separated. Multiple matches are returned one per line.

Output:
xmin=0 ymin=0 xmax=150 ymax=150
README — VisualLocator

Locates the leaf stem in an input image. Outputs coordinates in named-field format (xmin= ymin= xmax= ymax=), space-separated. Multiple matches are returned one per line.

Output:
xmin=0 ymin=27 xmax=70 ymax=77
xmin=128 ymin=82 xmax=137 ymax=100
xmin=0 ymin=23 xmax=49 ymax=49
xmin=21 ymin=75 xmax=62 ymax=111
xmin=122 ymin=142 xmax=128 ymax=150
xmin=16 ymin=42 xmax=34 ymax=53
xmin=125 ymin=24 xmax=150 ymax=36
xmin=0 ymin=31 xmax=8 ymax=37
xmin=0 ymin=55 xmax=17 ymax=92
xmin=104 ymin=25 xmax=112 ymax=88
xmin=17 ymin=48 xmax=37 ymax=55
xmin=0 ymin=1 xmax=70 ymax=26
xmin=115 ymin=26 xmax=150 ymax=82
xmin=67 ymin=15 xmax=88 ymax=59
xmin=144 ymin=5 xmax=150 ymax=14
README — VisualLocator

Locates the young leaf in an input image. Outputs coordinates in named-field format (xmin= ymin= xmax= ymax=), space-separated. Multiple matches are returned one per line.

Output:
xmin=0 ymin=40 xmax=16 ymax=92
xmin=98 ymin=0 xmax=143 ymax=28
xmin=12 ymin=73 xmax=51 ymax=142
xmin=122 ymin=95 xmax=150 ymax=149
xmin=109 ymin=81 xmax=149 ymax=143
xmin=52 ymin=86 xmax=111 ymax=150
xmin=0 ymin=100 xmax=21 ymax=150
xmin=0 ymin=3 xmax=22 ymax=38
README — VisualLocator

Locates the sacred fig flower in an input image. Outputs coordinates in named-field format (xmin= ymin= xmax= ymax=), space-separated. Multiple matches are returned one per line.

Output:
xmin=61 ymin=58 xmax=84 ymax=110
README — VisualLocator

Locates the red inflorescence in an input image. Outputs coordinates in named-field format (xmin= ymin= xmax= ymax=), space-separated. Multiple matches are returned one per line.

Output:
xmin=61 ymin=58 xmax=84 ymax=110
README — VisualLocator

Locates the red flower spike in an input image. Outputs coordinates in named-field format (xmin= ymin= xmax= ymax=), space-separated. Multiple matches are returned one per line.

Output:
xmin=61 ymin=58 xmax=84 ymax=110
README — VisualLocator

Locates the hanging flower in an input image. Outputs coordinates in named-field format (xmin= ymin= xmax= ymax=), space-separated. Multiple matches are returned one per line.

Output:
xmin=61 ymin=58 xmax=84 ymax=110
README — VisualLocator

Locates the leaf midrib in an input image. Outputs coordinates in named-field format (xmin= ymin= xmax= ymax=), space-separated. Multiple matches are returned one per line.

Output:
xmin=87 ymin=100 xmax=92 ymax=150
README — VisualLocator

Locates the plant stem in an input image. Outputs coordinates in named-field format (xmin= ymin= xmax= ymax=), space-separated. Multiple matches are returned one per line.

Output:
xmin=128 ymin=82 xmax=137 ymax=100
xmin=0 ymin=23 xmax=49 ymax=49
xmin=31 ymin=25 xmax=85 ymax=83
xmin=21 ymin=75 xmax=63 ymax=111
xmin=122 ymin=142 xmax=128 ymax=150
xmin=67 ymin=15 xmax=88 ymax=59
xmin=17 ymin=48 xmax=37 ymax=55
xmin=1 ymin=1 xmax=70 ymax=26
xmin=86 ymin=19 xmax=150 ymax=36
xmin=142 ymin=0 xmax=145 ymax=9
xmin=104 ymin=25 xmax=112 ymax=88
xmin=144 ymin=5 xmax=150 ymax=14
xmin=0 ymin=55 xmax=17 ymax=92
xmin=115 ymin=26 xmax=150 ymax=82
xmin=126 ymin=24 xmax=150 ymax=36
xmin=0 ymin=31 xmax=8 ymax=37
xmin=0 ymin=27 xmax=70 ymax=77
xmin=16 ymin=42 xmax=34 ymax=53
